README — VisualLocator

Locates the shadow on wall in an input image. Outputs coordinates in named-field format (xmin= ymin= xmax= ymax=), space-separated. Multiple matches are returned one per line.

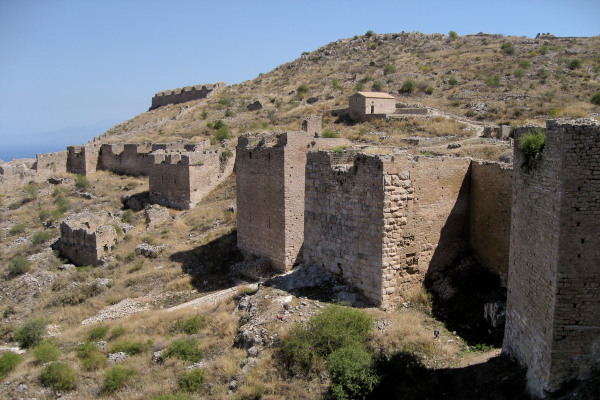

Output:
xmin=423 ymin=165 xmax=506 ymax=346
xmin=169 ymin=230 xmax=244 ymax=292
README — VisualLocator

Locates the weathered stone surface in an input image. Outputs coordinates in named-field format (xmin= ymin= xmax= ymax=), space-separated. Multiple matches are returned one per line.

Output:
xmin=349 ymin=92 xmax=396 ymax=122
xmin=145 ymin=205 xmax=170 ymax=229
xmin=503 ymin=119 xmax=600 ymax=397
xmin=484 ymin=301 xmax=506 ymax=328
xmin=135 ymin=242 xmax=165 ymax=258
xmin=59 ymin=210 xmax=117 ymax=266
xmin=149 ymin=82 xmax=226 ymax=110
xmin=246 ymin=100 xmax=263 ymax=111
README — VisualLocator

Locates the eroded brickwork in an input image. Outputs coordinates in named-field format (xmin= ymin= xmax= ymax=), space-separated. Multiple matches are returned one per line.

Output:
xmin=503 ymin=119 xmax=600 ymax=397
xmin=149 ymin=82 xmax=226 ymax=110
xmin=60 ymin=211 xmax=117 ymax=266
xmin=303 ymin=151 xmax=471 ymax=306
xmin=0 ymin=151 xmax=67 ymax=193
xmin=67 ymin=143 xmax=100 ymax=175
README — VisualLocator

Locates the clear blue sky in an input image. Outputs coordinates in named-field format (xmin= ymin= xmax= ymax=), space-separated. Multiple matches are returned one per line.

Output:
xmin=1 ymin=0 xmax=598 ymax=160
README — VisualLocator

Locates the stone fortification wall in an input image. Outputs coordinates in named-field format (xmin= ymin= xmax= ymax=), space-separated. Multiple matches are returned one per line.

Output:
xmin=469 ymin=161 xmax=512 ymax=284
xmin=302 ymin=116 xmax=322 ymax=137
xmin=503 ymin=119 xmax=600 ymax=397
xmin=483 ymin=125 xmax=511 ymax=140
xmin=393 ymin=108 xmax=429 ymax=115
xmin=99 ymin=143 xmax=153 ymax=176
xmin=67 ymin=143 xmax=100 ymax=176
xmin=303 ymin=151 xmax=471 ymax=306
xmin=149 ymin=82 xmax=226 ymax=110
xmin=235 ymin=130 xmax=351 ymax=272
xmin=0 ymin=151 xmax=67 ymax=193
xmin=60 ymin=210 xmax=117 ymax=266
xmin=148 ymin=146 xmax=233 ymax=209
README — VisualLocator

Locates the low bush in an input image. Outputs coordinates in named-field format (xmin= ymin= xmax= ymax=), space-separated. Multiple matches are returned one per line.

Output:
xmin=519 ymin=60 xmax=532 ymax=69
xmin=448 ymin=76 xmax=458 ymax=86
xmin=40 ymin=361 xmax=77 ymax=391
xmin=177 ymin=368 xmax=205 ymax=393
xmin=591 ymin=91 xmax=600 ymax=105
xmin=383 ymin=64 xmax=396 ymax=75
xmin=400 ymin=79 xmax=416 ymax=94
xmin=14 ymin=318 xmax=47 ymax=348
xmin=485 ymin=74 xmax=501 ymax=88
xmin=514 ymin=68 xmax=526 ymax=78
xmin=568 ymin=59 xmax=582 ymax=70
xmin=163 ymin=337 xmax=203 ymax=363
xmin=109 ymin=339 xmax=150 ymax=355
xmin=76 ymin=341 xmax=109 ymax=371
xmin=122 ymin=209 xmax=135 ymax=224
xmin=448 ymin=30 xmax=458 ymax=38
xmin=9 ymin=223 xmax=27 ymax=236
xmin=518 ymin=128 xmax=546 ymax=170
xmin=371 ymin=80 xmax=384 ymax=92
xmin=354 ymin=82 xmax=365 ymax=91
xmin=0 ymin=352 xmax=23 ymax=379
xmin=33 ymin=340 xmax=60 ymax=363
xmin=109 ymin=326 xmax=126 ymax=340
xmin=32 ymin=230 xmax=53 ymax=245
xmin=87 ymin=324 xmax=110 ymax=341
xmin=8 ymin=256 xmax=31 ymax=276
xmin=327 ymin=346 xmax=379 ymax=400
xmin=173 ymin=315 xmax=205 ymax=335
xmin=74 ymin=174 xmax=90 ymax=191
xmin=501 ymin=42 xmax=515 ymax=55
xmin=281 ymin=305 xmax=372 ymax=373
xmin=364 ymin=30 xmax=374 ymax=38
xmin=152 ymin=394 xmax=191 ymax=400
xmin=322 ymin=129 xmax=339 ymax=138
xmin=101 ymin=365 xmax=135 ymax=393
xmin=297 ymin=84 xmax=310 ymax=98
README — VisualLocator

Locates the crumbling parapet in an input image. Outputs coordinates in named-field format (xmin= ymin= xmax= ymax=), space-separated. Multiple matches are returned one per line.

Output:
xmin=483 ymin=124 xmax=511 ymax=140
xmin=148 ymin=145 xmax=234 ymax=209
xmin=149 ymin=82 xmax=226 ymax=111
xmin=0 ymin=151 xmax=68 ymax=193
xmin=67 ymin=143 xmax=101 ymax=176
xmin=59 ymin=210 xmax=117 ymax=266
xmin=302 ymin=116 xmax=322 ymax=137
xmin=503 ymin=119 xmax=600 ymax=397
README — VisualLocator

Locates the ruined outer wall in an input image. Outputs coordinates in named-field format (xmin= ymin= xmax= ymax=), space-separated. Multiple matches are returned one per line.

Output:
xmin=385 ymin=156 xmax=471 ymax=304
xmin=67 ymin=144 xmax=100 ymax=175
xmin=503 ymin=119 xmax=600 ymax=397
xmin=0 ymin=151 xmax=67 ymax=193
xmin=99 ymin=143 xmax=153 ymax=176
xmin=236 ymin=138 xmax=287 ymax=270
xmin=60 ymin=212 xmax=117 ymax=266
xmin=304 ymin=151 xmax=386 ymax=303
xmin=469 ymin=161 xmax=512 ymax=284
xmin=149 ymin=82 xmax=226 ymax=110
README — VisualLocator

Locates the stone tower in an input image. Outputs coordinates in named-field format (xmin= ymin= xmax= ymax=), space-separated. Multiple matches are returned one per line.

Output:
xmin=503 ymin=119 xmax=600 ymax=397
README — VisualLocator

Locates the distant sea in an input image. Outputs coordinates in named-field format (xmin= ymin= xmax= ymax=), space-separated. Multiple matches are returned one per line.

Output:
xmin=0 ymin=120 xmax=120 ymax=162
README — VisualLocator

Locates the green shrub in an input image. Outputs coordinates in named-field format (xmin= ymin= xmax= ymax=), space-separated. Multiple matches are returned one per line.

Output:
xmin=14 ymin=318 xmax=47 ymax=348
xmin=485 ymin=74 xmax=501 ymax=88
xmin=33 ymin=340 xmax=60 ymax=363
xmin=122 ymin=209 xmax=135 ymax=224
xmin=40 ymin=361 xmax=77 ymax=391
xmin=519 ymin=60 xmax=532 ymax=69
xmin=297 ymin=84 xmax=310 ymax=98
xmin=448 ymin=76 xmax=458 ymax=86
xmin=518 ymin=128 xmax=546 ymax=170
xmin=32 ymin=230 xmax=53 ymax=245
xmin=448 ymin=30 xmax=458 ymax=38
xmin=109 ymin=326 xmax=126 ymax=340
xmin=8 ymin=256 xmax=31 ymax=276
xmin=591 ymin=91 xmax=600 ymax=105
xmin=332 ymin=79 xmax=342 ymax=90
xmin=173 ymin=316 xmax=205 ymax=335
xmin=400 ymin=79 xmax=416 ymax=94
xmin=213 ymin=125 xmax=231 ymax=142
xmin=164 ymin=337 xmax=203 ymax=363
xmin=371 ymin=80 xmax=384 ymax=92
xmin=327 ymin=346 xmax=379 ymax=400
xmin=177 ymin=368 xmax=205 ymax=393
xmin=332 ymin=146 xmax=347 ymax=154
xmin=9 ymin=223 xmax=27 ymax=236
xmin=101 ymin=365 xmax=135 ymax=393
xmin=218 ymin=96 xmax=232 ymax=106
xmin=201 ymin=110 xmax=208 ymax=120
xmin=55 ymin=196 xmax=71 ymax=214
xmin=514 ymin=68 xmax=526 ymax=78
xmin=501 ymin=42 xmax=515 ymax=55
xmin=109 ymin=339 xmax=150 ymax=355
xmin=539 ymin=45 xmax=549 ymax=55
xmin=322 ymin=129 xmax=339 ymax=138
xmin=74 ymin=174 xmax=90 ymax=191
xmin=354 ymin=82 xmax=365 ymax=91
xmin=0 ymin=352 xmax=23 ymax=379
xmin=81 ymin=349 xmax=107 ymax=371
xmin=364 ymin=30 xmax=374 ymax=38
xmin=425 ymin=86 xmax=435 ymax=95
xmin=568 ymin=59 xmax=582 ymax=70
xmin=383 ymin=64 xmax=396 ymax=75
xmin=281 ymin=305 xmax=372 ymax=373
xmin=23 ymin=183 xmax=38 ymax=199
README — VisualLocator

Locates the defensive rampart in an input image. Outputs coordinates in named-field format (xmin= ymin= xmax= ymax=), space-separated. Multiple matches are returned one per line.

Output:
xmin=503 ymin=119 xmax=600 ymax=397
xmin=303 ymin=151 xmax=472 ymax=306
xmin=0 ymin=151 xmax=68 ymax=193
xmin=59 ymin=210 xmax=117 ymax=266
xmin=149 ymin=82 xmax=226 ymax=110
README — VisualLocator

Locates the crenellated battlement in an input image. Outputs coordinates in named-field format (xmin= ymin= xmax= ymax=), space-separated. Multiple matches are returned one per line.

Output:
xmin=149 ymin=82 xmax=226 ymax=110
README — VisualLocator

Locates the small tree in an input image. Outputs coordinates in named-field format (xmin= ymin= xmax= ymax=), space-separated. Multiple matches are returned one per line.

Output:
xmin=296 ymin=84 xmax=310 ymax=98
xmin=75 ymin=174 xmax=90 ymax=191
xmin=400 ymin=79 xmax=416 ymax=94
xmin=501 ymin=42 xmax=515 ymax=55
xmin=8 ymin=256 xmax=31 ymax=276
xmin=591 ymin=91 xmax=600 ymax=105
xmin=40 ymin=361 xmax=77 ymax=391
xmin=364 ymin=30 xmax=374 ymax=38
xmin=14 ymin=318 xmax=47 ymax=348
xmin=568 ymin=59 xmax=582 ymax=70
xmin=449 ymin=30 xmax=458 ymax=38
xmin=383 ymin=64 xmax=396 ymax=76
xmin=371 ymin=80 xmax=384 ymax=92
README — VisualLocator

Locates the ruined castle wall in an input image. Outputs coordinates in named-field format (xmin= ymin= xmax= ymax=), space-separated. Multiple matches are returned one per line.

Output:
xmin=503 ymin=120 xmax=600 ymax=397
xmin=98 ymin=143 xmax=153 ymax=176
xmin=303 ymin=153 xmax=471 ymax=306
xmin=34 ymin=151 xmax=68 ymax=177
xmin=236 ymin=140 xmax=287 ymax=270
xmin=304 ymin=151 xmax=386 ymax=303
xmin=59 ymin=212 xmax=117 ymax=266
xmin=149 ymin=82 xmax=226 ymax=110
xmin=67 ymin=144 xmax=100 ymax=175
xmin=383 ymin=156 xmax=472 ymax=304
xmin=188 ymin=149 xmax=234 ymax=206
xmin=469 ymin=161 xmax=512 ymax=284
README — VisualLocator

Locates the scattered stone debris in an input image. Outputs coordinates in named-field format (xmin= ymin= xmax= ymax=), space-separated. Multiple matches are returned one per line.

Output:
xmin=447 ymin=143 xmax=462 ymax=149
xmin=108 ymin=352 xmax=130 ymax=364
xmin=135 ymin=242 xmax=166 ymax=258
xmin=48 ymin=176 xmax=65 ymax=185
xmin=246 ymin=100 xmax=263 ymax=111
xmin=76 ymin=191 xmax=96 ymax=199
xmin=145 ymin=205 xmax=170 ymax=230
